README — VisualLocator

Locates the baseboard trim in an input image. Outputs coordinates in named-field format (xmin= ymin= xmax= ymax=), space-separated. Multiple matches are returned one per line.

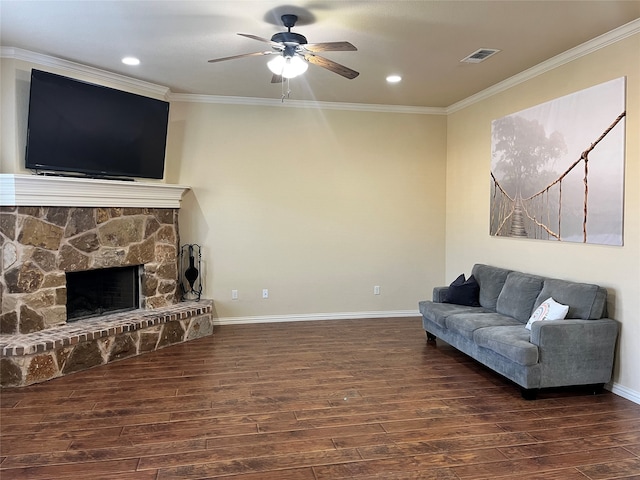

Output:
xmin=215 ymin=310 xmax=420 ymax=325
xmin=608 ymin=382 xmax=640 ymax=405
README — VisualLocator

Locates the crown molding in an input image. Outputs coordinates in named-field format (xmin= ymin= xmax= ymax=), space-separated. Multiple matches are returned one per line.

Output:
xmin=0 ymin=46 xmax=441 ymax=114
xmin=447 ymin=18 xmax=640 ymax=114
xmin=0 ymin=47 xmax=170 ymax=99
xmin=3 ymin=16 xmax=637 ymax=114
xmin=169 ymin=93 xmax=446 ymax=115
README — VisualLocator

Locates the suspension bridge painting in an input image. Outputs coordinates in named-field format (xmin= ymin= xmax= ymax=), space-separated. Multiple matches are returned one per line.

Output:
xmin=490 ymin=77 xmax=626 ymax=246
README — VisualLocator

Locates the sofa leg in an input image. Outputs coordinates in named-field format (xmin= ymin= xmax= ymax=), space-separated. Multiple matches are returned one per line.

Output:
xmin=521 ymin=388 xmax=538 ymax=400
xmin=590 ymin=383 xmax=605 ymax=395
xmin=426 ymin=332 xmax=437 ymax=343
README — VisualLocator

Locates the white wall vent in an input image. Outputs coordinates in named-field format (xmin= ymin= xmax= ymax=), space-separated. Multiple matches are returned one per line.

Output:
xmin=460 ymin=48 xmax=501 ymax=63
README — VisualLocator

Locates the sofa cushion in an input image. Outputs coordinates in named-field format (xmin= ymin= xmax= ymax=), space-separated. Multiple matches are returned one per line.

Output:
xmin=445 ymin=312 xmax=522 ymax=340
xmin=473 ymin=326 xmax=539 ymax=366
xmin=525 ymin=297 xmax=569 ymax=330
xmin=471 ymin=264 xmax=512 ymax=311
xmin=444 ymin=274 xmax=480 ymax=307
xmin=419 ymin=301 xmax=487 ymax=329
xmin=533 ymin=279 xmax=606 ymax=320
xmin=496 ymin=272 xmax=544 ymax=323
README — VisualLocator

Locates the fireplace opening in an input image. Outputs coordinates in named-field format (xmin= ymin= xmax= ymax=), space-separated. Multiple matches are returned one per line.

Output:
xmin=66 ymin=266 xmax=141 ymax=321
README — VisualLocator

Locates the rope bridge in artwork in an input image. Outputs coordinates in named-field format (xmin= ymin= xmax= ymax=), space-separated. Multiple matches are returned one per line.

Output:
xmin=491 ymin=111 xmax=625 ymax=242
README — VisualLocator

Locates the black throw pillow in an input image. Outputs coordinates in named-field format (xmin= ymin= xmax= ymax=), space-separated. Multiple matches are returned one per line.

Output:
xmin=444 ymin=274 xmax=480 ymax=307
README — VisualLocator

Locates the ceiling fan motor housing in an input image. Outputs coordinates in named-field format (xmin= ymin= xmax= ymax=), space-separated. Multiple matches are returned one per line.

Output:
xmin=271 ymin=31 xmax=307 ymax=45
xmin=281 ymin=14 xmax=298 ymax=28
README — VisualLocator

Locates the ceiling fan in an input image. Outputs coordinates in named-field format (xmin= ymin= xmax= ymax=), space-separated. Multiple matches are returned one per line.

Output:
xmin=208 ymin=14 xmax=359 ymax=83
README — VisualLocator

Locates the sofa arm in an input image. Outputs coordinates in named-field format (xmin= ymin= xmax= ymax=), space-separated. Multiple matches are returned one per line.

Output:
xmin=433 ymin=286 xmax=449 ymax=303
xmin=530 ymin=318 xmax=619 ymax=388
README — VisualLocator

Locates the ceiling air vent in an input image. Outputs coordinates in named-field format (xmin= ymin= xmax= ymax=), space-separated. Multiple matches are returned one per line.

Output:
xmin=460 ymin=48 xmax=501 ymax=63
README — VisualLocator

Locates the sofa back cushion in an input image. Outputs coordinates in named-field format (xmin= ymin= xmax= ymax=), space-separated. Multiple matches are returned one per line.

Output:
xmin=471 ymin=264 xmax=512 ymax=311
xmin=496 ymin=272 xmax=545 ymax=323
xmin=533 ymin=278 xmax=608 ymax=319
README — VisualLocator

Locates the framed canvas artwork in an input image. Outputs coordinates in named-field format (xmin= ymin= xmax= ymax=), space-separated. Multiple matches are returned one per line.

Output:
xmin=490 ymin=77 xmax=626 ymax=246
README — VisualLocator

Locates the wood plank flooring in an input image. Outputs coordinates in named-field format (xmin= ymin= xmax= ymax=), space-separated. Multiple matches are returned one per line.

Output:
xmin=1 ymin=317 xmax=640 ymax=479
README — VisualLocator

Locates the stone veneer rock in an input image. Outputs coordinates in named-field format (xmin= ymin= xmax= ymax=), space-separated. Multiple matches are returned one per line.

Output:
xmin=0 ymin=206 xmax=180 ymax=334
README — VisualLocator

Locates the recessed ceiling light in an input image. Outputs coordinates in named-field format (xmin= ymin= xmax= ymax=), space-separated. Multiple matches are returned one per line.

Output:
xmin=386 ymin=75 xmax=402 ymax=83
xmin=122 ymin=57 xmax=140 ymax=66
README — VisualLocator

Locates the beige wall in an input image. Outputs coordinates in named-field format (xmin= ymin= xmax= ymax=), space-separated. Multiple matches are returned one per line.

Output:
xmin=445 ymin=34 xmax=640 ymax=394
xmin=1 ymin=58 xmax=27 ymax=173
xmin=0 ymin=57 xmax=448 ymax=323
xmin=168 ymin=101 xmax=447 ymax=320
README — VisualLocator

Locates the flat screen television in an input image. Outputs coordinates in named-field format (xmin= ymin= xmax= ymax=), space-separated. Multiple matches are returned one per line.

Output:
xmin=25 ymin=69 xmax=170 ymax=180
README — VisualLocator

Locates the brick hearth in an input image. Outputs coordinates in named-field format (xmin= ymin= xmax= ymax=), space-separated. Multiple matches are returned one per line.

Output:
xmin=0 ymin=301 xmax=213 ymax=387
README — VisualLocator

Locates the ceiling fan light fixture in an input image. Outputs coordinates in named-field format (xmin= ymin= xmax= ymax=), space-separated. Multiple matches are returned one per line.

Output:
xmin=267 ymin=55 xmax=308 ymax=78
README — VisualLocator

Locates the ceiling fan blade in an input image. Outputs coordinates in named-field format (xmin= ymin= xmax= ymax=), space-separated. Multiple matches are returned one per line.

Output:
xmin=237 ymin=33 xmax=282 ymax=48
xmin=208 ymin=51 xmax=275 ymax=63
xmin=303 ymin=54 xmax=359 ymax=79
xmin=271 ymin=74 xmax=284 ymax=84
xmin=304 ymin=41 xmax=357 ymax=53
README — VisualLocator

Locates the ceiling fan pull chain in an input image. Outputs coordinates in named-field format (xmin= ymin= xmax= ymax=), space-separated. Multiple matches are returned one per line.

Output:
xmin=280 ymin=77 xmax=292 ymax=102
xmin=280 ymin=74 xmax=286 ymax=102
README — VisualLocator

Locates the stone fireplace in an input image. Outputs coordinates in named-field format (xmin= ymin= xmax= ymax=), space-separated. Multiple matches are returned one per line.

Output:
xmin=0 ymin=174 xmax=214 ymax=387
xmin=1 ymin=204 xmax=182 ymax=333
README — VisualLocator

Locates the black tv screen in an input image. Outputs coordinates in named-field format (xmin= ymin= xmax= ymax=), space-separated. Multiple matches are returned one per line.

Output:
xmin=25 ymin=69 xmax=169 ymax=180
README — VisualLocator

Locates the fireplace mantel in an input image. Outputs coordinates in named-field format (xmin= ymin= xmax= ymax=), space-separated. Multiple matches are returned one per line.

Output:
xmin=0 ymin=174 xmax=190 ymax=208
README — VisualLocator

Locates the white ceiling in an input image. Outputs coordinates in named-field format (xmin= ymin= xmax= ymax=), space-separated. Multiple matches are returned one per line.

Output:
xmin=1 ymin=1 xmax=639 ymax=108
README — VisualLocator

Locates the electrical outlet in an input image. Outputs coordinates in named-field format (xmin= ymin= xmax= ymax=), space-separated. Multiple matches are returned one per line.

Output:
xmin=262 ymin=289 xmax=269 ymax=299
xmin=374 ymin=285 xmax=380 ymax=295
xmin=231 ymin=289 xmax=238 ymax=300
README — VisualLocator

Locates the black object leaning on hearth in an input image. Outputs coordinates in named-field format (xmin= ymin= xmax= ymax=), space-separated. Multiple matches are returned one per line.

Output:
xmin=180 ymin=244 xmax=202 ymax=301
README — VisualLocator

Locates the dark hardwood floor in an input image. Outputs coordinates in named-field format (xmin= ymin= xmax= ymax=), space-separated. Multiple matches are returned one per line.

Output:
xmin=1 ymin=317 xmax=640 ymax=479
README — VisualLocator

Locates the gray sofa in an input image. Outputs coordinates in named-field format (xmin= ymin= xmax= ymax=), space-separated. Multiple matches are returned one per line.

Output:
xmin=419 ymin=264 xmax=619 ymax=399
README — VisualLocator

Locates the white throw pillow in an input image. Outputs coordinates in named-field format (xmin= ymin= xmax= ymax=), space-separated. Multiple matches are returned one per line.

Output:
xmin=525 ymin=297 xmax=569 ymax=330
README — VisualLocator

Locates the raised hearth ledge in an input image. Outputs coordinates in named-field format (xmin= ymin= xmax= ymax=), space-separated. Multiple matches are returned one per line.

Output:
xmin=0 ymin=174 xmax=190 ymax=208
xmin=0 ymin=301 xmax=215 ymax=388
xmin=0 ymin=301 xmax=212 ymax=356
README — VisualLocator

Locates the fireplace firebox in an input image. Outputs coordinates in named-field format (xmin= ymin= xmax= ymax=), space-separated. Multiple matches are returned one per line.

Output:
xmin=66 ymin=266 xmax=141 ymax=321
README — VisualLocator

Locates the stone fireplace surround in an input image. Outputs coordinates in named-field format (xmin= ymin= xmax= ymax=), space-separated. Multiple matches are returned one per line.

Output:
xmin=0 ymin=174 xmax=214 ymax=387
